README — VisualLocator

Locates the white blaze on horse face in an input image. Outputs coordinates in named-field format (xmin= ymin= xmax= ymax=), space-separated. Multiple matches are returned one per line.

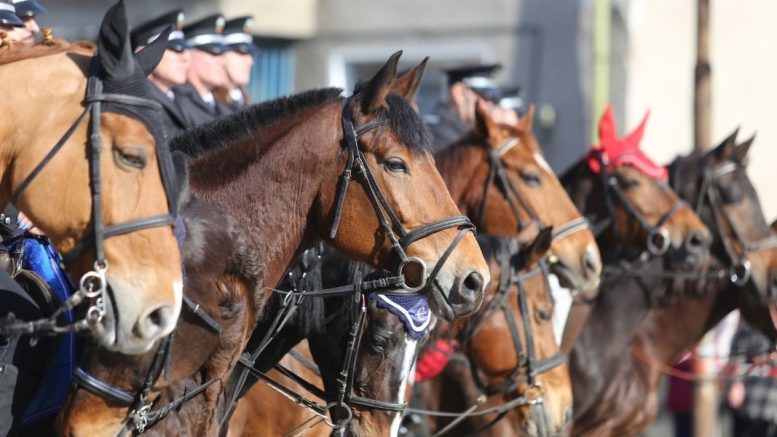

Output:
xmin=533 ymin=152 xmax=553 ymax=173
xmin=390 ymin=336 xmax=419 ymax=437
xmin=549 ymin=274 xmax=572 ymax=345
xmin=171 ymin=279 xmax=183 ymax=332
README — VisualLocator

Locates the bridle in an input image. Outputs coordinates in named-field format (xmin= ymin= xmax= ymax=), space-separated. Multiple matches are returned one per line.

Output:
xmin=71 ymin=295 xmax=221 ymax=434
xmin=477 ymin=136 xmax=591 ymax=260
xmin=589 ymin=151 xmax=689 ymax=258
xmin=425 ymin=237 xmax=564 ymax=436
xmin=223 ymin=95 xmax=478 ymax=429
xmin=0 ymin=57 xmax=180 ymax=339
xmin=689 ymin=159 xmax=777 ymax=286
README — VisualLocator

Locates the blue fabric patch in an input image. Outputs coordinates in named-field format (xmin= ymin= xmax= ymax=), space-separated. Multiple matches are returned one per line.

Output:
xmin=371 ymin=293 xmax=431 ymax=340
xmin=7 ymin=237 xmax=76 ymax=425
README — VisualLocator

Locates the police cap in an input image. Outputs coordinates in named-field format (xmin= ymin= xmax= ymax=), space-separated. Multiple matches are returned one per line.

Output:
xmin=223 ymin=16 xmax=256 ymax=55
xmin=131 ymin=9 xmax=189 ymax=52
xmin=11 ymin=0 xmax=45 ymax=18
xmin=0 ymin=1 xmax=23 ymax=27
xmin=443 ymin=63 xmax=502 ymax=101
xmin=183 ymin=14 xmax=227 ymax=55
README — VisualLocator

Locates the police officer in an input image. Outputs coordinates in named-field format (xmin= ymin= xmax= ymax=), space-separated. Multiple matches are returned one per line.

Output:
xmin=425 ymin=63 xmax=502 ymax=150
xmin=0 ymin=1 xmax=31 ymax=44
xmin=131 ymin=9 xmax=193 ymax=138
xmin=174 ymin=14 xmax=231 ymax=125
xmin=217 ymin=16 xmax=256 ymax=112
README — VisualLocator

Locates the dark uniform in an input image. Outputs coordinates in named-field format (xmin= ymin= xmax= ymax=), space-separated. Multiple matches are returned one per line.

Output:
xmin=130 ymin=9 xmax=194 ymax=138
xmin=425 ymin=63 xmax=502 ymax=151
xmin=12 ymin=0 xmax=45 ymax=19
xmin=174 ymin=14 xmax=231 ymax=126
xmin=218 ymin=16 xmax=257 ymax=112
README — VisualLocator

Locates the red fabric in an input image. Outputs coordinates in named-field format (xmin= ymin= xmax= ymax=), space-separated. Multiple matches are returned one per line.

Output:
xmin=667 ymin=358 xmax=694 ymax=413
xmin=415 ymin=339 xmax=456 ymax=383
xmin=585 ymin=105 xmax=668 ymax=180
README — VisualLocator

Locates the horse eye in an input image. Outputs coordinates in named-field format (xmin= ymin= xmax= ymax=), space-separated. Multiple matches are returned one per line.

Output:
xmin=520 ymin=171 xmax=542 ymax=186
xmin=619 ymin=178 xmax=640 ymax=190
xmin=371 ymin=333 xmax=391 ymax=353
xmin=114 ymin=147 xmax=147 ymax=169
xmin=385 ymin=158 xmax=408 ymax=173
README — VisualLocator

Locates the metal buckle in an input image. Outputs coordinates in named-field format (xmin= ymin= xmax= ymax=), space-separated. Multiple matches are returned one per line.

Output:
xmin=130 ymin=401 xmax=152 ymax=433
xmin=397 ymin=256 xmax=428 ymax=293
xmin=730 ymin=258 xmax=752 ymax=287
xmin=647 ymin=227 xmax=671 ymax=256
xmin=324 ymin=402 xmax=353 ymax=430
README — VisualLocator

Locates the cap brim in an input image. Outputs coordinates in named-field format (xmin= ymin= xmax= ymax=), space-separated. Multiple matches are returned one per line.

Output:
xmin=15 ymin=1 xmax=46 ymax=18
xmin=471 ymin=87 xmax=502 ymax=103
xmin=0 ymin=11 xmax=24 ymax=27
xmin=228 ymin=43 xmax=257 ymax=55
xmin=195 ymin=43 xmax=228 ymax=55
xmin=167 ymin=39 xmax=191 ymax=52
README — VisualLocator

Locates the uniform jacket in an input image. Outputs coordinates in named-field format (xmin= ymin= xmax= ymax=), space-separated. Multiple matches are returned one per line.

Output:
xmin=173 ymin=82 xmax=232 ymax=127
xmin=146 ymin=81 xmax=193 ymax=139
xmin=425 ymin=104 xmax=471 ymax=151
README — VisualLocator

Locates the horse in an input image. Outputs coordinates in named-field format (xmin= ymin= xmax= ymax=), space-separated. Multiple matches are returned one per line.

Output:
xmin=415 ymin=229 xmax=573 ymax=437
xmin=559 ymin=107 xmax=712 ymax=355
xmin=0 ymin=0 xmax=183 ymax=354
xmin=58 ymin=52 xmax=490 ymax=436
xmin=227 ymin=98 xmax=600 ymax=436
xmin=569 ymin=131 xmax=777 ymax=436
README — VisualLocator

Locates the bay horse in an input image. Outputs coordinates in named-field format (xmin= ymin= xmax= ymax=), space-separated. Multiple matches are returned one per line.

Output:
xmin=559 ymin=107 xmax=712 ymax=355
xmin=228 ymin=96 xmax=599 ymax=436
xmin=58 ymin=52 xmax=490 ymax=436
xmin=416 ymin=229 xmax=573 ymax=437
xmin=569 ymin=131 xmax=777 ymax=436
xmin=0 ymin=0 xmax=183 ymax=354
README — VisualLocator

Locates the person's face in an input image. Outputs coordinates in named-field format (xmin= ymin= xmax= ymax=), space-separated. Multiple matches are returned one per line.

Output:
xmin=188 ymin=48 xmax=228 ymax=89
xmin=151 ymin=48 xmax=191 ymax=87
xmin=223 ymin=50 xmax=253 ymax=88
xmin=450 ymin=82 xmax=486 ymax=124
xmin=22 ymin=16 xmax=39 ymax=33
xmin=1 ymin=23 xmax=33 ymax=43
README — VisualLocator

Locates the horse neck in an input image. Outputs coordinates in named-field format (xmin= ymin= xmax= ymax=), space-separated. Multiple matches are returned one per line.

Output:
xmin=188 ymin=103 xmax=342 ymax=287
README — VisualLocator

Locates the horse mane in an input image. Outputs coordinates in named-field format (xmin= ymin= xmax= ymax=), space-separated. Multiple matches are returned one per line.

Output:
xmin=0 ymin=39 xmax=93 ymax=65
xmin=171 ymin=88 xmax=344 ymax=159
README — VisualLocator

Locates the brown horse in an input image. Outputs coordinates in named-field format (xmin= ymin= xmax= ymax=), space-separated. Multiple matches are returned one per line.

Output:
xmin=435 ymin=104 xmax=601 ymax=297
xmin=417 ymin=230 xmax=573 ymax=437
xmin=58 ymin=52 xmax=490 ymax=436
xmin=569 ymin=131 xmax=777 ymax=436
xmin=559 ymin=108 xmax=712 ymax=355
xmin=0 ymin=0 xmax=183 ymax=354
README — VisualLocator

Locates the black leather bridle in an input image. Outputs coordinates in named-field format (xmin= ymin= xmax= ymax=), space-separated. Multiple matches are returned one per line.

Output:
xmin=1 ymin=57 xmax=179 ymax=338
xmin=687 ymin=159 xmax=777 ymax=286
xmin=477 ymin=136 xmax=591 ymax=257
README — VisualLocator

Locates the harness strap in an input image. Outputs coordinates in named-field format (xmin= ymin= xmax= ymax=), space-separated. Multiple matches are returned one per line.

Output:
xmin=72 ymin=367 xmax=135 ymax=406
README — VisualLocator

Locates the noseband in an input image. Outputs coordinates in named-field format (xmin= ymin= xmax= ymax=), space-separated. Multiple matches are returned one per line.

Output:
xmin=590 ymin=152 xmax=688 ymax=257
xmin=691 ymin=160 xmax=777 ymax=286
xmin=1 ymin=57 xmax=179 ymax=338
xmin=330 ymin=97 xmax=475 ymax=294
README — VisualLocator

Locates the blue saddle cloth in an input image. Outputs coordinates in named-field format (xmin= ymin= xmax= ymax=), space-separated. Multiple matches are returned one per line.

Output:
xmin=5 ymin=236 xmax=76 ymax=425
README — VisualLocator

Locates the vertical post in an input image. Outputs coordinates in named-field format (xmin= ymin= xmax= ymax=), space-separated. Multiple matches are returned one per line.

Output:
xmin=694 ymin=0 xmax=711 ymax=151
xmin=591 ymin=0 xmax=611 ymax=144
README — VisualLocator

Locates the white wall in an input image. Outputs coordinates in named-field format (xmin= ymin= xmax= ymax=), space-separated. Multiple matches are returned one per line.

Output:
xmin=625 ymin=0 xmax=777 ymax=220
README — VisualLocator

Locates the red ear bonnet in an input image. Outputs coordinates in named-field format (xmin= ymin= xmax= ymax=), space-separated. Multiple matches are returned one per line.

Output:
xmin=586 ymin=105 xmax=667 ymax=180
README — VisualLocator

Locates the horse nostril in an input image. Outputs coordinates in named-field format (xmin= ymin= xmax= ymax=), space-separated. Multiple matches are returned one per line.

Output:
xmin=685 ymin=230 xmax=708 ymax=253
xmin=134 ymin=305 xmax=174 ymax=340
xmin=463 ymin=271 xmax=484 ymax=295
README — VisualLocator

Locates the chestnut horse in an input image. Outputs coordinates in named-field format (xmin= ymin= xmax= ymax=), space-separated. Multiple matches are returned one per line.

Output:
xmin=229 ymin=99 xmax=599 ymax=436
xmin=0 ymin=0 xmax=183 ymax=354
xmin=570 ymin=131 xmax=777 ymax=436
xmin=58 ymin=52 xmax=490 ymax=436
xmin=416 ymin=229 xmax=573 ymax=437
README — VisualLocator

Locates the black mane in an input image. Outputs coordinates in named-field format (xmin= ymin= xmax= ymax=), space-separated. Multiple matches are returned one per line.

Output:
xmin=171 ymin=87 xmax=343 ymax=158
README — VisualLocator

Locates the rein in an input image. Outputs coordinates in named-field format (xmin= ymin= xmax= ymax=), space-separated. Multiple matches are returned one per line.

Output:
xmin=223 ymin=96 xmax=475 ymax=430
xmin=411 ymin=238 xmax=565 ymax=436
xmin=71 ymin=295 xmax=221 ymax=434
xmin=0 ymin=56 xmax=179 ymax=339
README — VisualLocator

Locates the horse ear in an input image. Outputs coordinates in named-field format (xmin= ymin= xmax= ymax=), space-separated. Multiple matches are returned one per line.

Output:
xmin=134 ymin=26 xmax=172 ymax=76
xmin=709 ymin=128 xmax=740 ymax=160
xmin=393 ymin=56 xmax=428 ymax=102
xmin=518 ymin=103 xmax=535 ymax=131
xmin=360 ymin=50 xmax=401 ymax=114
xmin=597 ymin=104 xmax=617 ymax=147
xmin=97 ymin=0 xmax=134 ymax=80
xmin=623 ymin=110 xmax=650 ymax=151
xmin=735 ymin=133 xmax=755 ymax=161
xmin=522 ymin=226 xmax=553 ymax=268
